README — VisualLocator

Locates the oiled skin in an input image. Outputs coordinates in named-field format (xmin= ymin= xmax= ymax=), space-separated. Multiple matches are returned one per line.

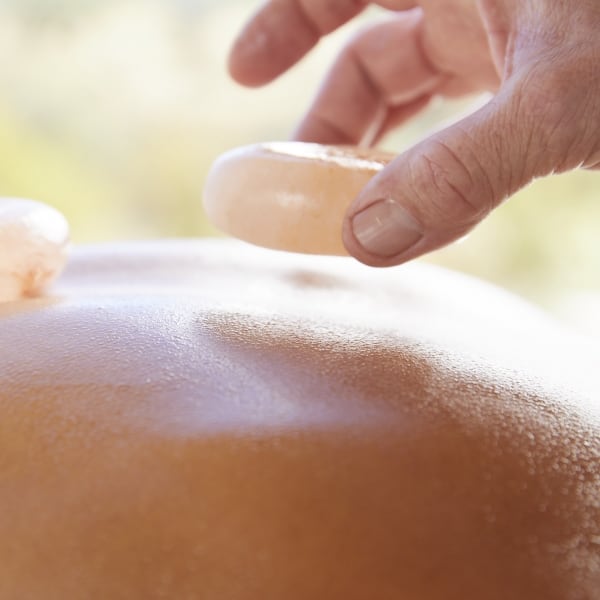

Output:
xmin=0 ymin=240 xmax=598 ymax=599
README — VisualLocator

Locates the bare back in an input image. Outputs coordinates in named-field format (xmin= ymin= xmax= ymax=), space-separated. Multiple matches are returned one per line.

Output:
xmin=0 ymin=240 xmax=598 ymax=599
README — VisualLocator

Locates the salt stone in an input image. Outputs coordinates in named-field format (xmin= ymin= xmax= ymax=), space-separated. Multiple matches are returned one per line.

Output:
xmin=203 ymin=142 xmax=394 ymax=255
xmin=0 ymin=198 xmax=70 ymax=302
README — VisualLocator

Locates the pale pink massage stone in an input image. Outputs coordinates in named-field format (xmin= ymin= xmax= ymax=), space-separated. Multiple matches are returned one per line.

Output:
xmin=203 ymin=142 xmax=394 ymax=255
xmin=0 ymin=198 xmax=70 ymax=302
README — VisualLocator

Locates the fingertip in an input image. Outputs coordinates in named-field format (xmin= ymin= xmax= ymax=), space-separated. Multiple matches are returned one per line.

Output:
xmin=227 ymin=0 xmax=323 ymax=88
xmin=342 ymin=200 xmax=426 ymax=268
xmin=226 ymin=45 xmax=246 ymax=85
xmin=227 ymin=31 xmax=276 ymax=88
xmin=293 ymin=116 xmax=359 ymax=145
xmin=341 ymin=218 xmax=387 ymax=268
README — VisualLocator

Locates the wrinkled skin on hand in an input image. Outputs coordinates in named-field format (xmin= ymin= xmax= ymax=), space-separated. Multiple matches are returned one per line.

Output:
xmin=229 ymin=0 xmax=600 ymax=266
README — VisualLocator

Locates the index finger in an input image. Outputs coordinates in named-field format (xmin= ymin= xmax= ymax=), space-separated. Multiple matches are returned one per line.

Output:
xmin=228 ymin=0 xmax=418 ymax=87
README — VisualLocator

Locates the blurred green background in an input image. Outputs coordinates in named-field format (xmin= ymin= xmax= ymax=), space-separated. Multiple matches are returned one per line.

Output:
xmin=0 ymin=0 xmax=598 ymax=332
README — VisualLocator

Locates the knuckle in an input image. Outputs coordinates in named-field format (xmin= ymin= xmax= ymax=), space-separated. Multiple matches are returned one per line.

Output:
xmin=583 ymin=148 xmax=600 ymax=170
xmin=298 ymin=0 xmax=365 ymax=34
xmin=516 ymin=58 xmax=600 ymax=172
xmin=409 ymin=140 xmax=493 ymax=229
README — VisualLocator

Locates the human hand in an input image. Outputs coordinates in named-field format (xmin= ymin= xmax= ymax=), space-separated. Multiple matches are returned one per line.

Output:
xmin=228 ymin=0 xmax=600 ymax=266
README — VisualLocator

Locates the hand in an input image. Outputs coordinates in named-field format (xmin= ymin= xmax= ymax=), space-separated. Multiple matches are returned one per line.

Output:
xmin=228 ymin=0 xmax=600 ymax=266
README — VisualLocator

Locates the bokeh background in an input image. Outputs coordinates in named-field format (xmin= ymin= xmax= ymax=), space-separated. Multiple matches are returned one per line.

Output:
xmin=1 ymin=0 xmax=598 ymax=332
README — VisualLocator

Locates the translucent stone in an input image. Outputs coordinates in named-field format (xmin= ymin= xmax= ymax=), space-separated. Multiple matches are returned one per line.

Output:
xmin=0 ymin=198 xmax=70 ymax=302
xmin=203 ymin=142 xmax=394 ymax=255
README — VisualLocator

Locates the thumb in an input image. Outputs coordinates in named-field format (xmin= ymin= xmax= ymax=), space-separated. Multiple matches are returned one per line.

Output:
xmin=342 ymin=77 xmax=552 ymax=267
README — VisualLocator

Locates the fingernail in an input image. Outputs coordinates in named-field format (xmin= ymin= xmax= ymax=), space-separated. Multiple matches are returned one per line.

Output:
xmin=351 ymin=198 xmax=423 ymax=258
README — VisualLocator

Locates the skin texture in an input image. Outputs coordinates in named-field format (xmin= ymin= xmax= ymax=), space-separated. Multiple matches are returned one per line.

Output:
xmin=0 ymin=239 xmax=599 ymax=599
xmin=228 ymin=0 xmax=600 ymax=267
